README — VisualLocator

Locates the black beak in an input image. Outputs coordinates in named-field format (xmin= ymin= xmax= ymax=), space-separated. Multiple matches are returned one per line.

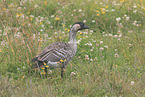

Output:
xmin=84 ymin=25 xmax=90 ymax=29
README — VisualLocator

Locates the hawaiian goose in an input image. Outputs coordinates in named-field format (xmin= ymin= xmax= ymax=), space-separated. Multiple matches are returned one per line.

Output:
xmin=31 ymin=22 xmax=90 ymax=78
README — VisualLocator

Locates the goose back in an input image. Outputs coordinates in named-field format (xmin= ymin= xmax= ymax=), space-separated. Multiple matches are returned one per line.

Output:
xmin=33 ymin=42 xmax=76 ymax=67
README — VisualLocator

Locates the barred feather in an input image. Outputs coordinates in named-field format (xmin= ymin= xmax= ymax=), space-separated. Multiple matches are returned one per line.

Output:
xmin=33 ymin=42 xmax=75 ymax=64
xmin=31 ymin=22 xmax=89 ymax=78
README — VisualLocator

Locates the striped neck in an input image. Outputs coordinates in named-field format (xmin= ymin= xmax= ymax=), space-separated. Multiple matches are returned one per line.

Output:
xmin=68 ymin=28 xmax=78 ymax=53
xmin=68 ymin=28 xmax=78 ymax=44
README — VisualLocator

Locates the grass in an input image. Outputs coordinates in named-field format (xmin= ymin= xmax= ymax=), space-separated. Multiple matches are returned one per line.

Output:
xmin=0 ymin=0 xmax=145 ymax=96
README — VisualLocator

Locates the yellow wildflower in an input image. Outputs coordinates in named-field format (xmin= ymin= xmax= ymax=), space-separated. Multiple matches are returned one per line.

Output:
xmin=22 ymin=76 xmax=25 ymax=78
xmin=67 ymin=29 xmax=70 ymax=32
xmin=80 ymin=32 xmax=82 ymax=34
xmin=43 ymin=72 xmax=46 ymax=74
xmin=139 ymin=24 xmax=141 ymax=27
xmin=3 ymin=8 xmax=6 ymax=10
xmin=41 ymin=72 xmax=46 ymax=74
xmin=27 ymin=12 xmax=30 ymax=14
xmin=105 ymin=5 xmax=108 ymax=8
xmin=15 ymin=13 xmax=22 ymax=17
xmin=102 ymin=12 xmax=105 ymax=14
xmin=137 ymin=4 xmax=141 ymax=7
xmin=46 ymin=65 xmax=49 ymax=67
xmin=41 ymin=68 xmax=45 ymax=69
xmin=9 ymin=5 xmax=12 ymax=7
xmin=39 ymin=22 xmax=42 ymax=25
xmin=64 ymin=59 xmax=67 ymax=61
xmin=63 ymin=24 xmax=65 ymax=27
xmin=20 ymin=13 xmax=23 ymax=16
xmin=120 ymin=0 xmax=124 ymax=2
xmin=44 ymin=1 xmax=47 ymax=5
xmin=60 ymin=59 xmax=64 ymax=62
xmin=43 ymin=62 xmax=46 ymax=65
xmin=11 ymin=49 xmax=14 ymax=52
xmin=81 ymin=50 xmax=84 ymax=52
xmin=16 ymin=13 xmax=20 ymax=17
xmin=0 ymin=49 xmax=2 ymax=52
xmin=96 ymin=14 xmax=100 ymax=16
xmin=55 ymin=17 xmax=60 ymax=21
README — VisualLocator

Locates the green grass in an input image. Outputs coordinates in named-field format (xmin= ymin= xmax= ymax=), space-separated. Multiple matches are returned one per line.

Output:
xmin=0 ymin=0 xmax=145 ymax=96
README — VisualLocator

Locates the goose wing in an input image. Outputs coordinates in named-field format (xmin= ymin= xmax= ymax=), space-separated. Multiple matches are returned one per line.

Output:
xmin=32 ymin=42 xmax=74 ymax=62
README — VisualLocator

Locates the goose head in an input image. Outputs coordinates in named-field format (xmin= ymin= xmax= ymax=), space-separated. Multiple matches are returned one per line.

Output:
xmin=69 ymin=22 xmax=90 ymax=42
xmin=71 ymin=22 xmax=90 ymax=31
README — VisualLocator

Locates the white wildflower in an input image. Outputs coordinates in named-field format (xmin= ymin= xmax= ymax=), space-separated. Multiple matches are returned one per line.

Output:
xmin=116 ymin=17 xmax=121 ymax=22
xmin=133 ymin=10 xmax=137 ymax=13
xmin=104 ymin=45 xmax=108 ymax=48
xmin=114 ymin=53 xmax=119 ymax=57
xmin=133 ymin=5 xmax=137 ymax=8
xmin=78 ymin=9 xmax=82 ymax=12
xmin=34 ymin=4 xmax=38 ymax=8
xmin=111 ymin=9 xmax=115 ymax=11
xmin=90 ymin=59 xmax=93 ymax=61
xmin=108 ymin=33 xmax=112 ymax=36
xmin=99 ymin=47 xmax=104 ymax=51
xmin=130 ymin=81 xmax=134 ymax=85
xmin=100 ymin=41 xmax=103 ymax=44
xmin=124 ymin=15 xmax=127 ymax=17
xmin=83 ymin=20 xmax=86 ymax=23
xmin=92 ymin=20 xmax=95 ymax=23
xmin=113 ymin=35 xmax=118 ymax=38
xmin=90 ymin=49 xmax=93 ymax=51
xmin=118 ymin=34 xmax=122 ymax=37
xmin=90 ymin=30 xmax=94 ymax=33
xmin=71 ymin=72 xmax=76 ymax=75
xmin=126 ymin=17 xmax=130 ymax=20
xmin=51 ymin=15 xmax=54 ymax=18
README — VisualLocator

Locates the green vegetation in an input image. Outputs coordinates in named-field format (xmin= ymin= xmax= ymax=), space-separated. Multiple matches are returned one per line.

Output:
xmin=0 ymin=0 xmax=144 ymax=96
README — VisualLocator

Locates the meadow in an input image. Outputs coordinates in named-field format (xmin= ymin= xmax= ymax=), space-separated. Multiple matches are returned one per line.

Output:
xmin=0 ymin=0 xmax=145 ymax=96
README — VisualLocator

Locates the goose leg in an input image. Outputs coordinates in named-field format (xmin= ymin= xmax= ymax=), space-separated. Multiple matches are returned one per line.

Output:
xmin=36 ymin=62 xmax=42 ymax=78
xmin=61 ymin=67 xmax=64 ymax=78
xmin=61 ymin=67 xmax=65 ymax=78
xmin=44 ymin=67 xmax=47 ymax=78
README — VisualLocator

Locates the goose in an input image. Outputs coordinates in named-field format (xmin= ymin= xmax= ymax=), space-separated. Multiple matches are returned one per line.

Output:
xmin=31 ymin=22 xmax=90 ymax=78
